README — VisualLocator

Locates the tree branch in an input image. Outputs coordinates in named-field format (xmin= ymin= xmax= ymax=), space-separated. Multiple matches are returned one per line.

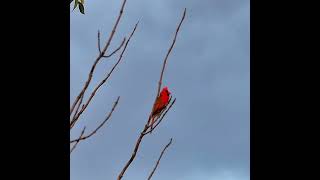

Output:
xmin=71 ymin=22 xmax=139 ymax=125
xmin=70 ymin=92 xmax=84 ymax=126
xmin=117 ymin=126 xmax=147 ymax=180
xmin=157 ymin=8 xmax=186 ymax=97
xmin=98 ymin=30 xmax=102 ymax=54
xmin=117 ymin=8 xmax=186 ymax=180
xmin=70 ymin=0 xmax=128 ymax=118
xmin=147 ymin=138 xmax=173 ymax=180
xmin=70 ymin=96 xmax=120 ymax=143
xmin=101 ymin=0 xmax=127 ymax=54
xmin=103 ymin=37 xmax=126 ymax=58
xmin=147 ymin=8 xmax=186 ymax=126
xmin=70 ymin=126 xmax=86 ymax=153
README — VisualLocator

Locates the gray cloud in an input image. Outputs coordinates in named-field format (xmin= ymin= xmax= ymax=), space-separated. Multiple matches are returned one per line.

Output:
xmin=71 ymin=0 xmax=249 ymax=179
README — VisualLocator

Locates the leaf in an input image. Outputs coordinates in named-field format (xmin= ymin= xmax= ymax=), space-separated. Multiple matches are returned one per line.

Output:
xmin=73 ymin=0 xmax=78 ymax=11
xmin=79 ymin=2 xmax=85 ymax=14
xmin=80 ymin=0 xmax=85 ymax=4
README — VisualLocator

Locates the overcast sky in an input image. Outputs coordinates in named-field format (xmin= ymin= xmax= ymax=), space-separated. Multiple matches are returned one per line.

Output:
xmin=70 ymin=0 xmax=250 ymax=180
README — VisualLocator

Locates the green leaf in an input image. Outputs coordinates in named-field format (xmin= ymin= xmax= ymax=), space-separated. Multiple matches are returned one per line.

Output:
xmin=79 ymin=2 xmax=85 ymax=14
xmin=80 ymin=0 xmax=85 ymax=4
xmin=73 ymin=0 xmax=78 ymax=11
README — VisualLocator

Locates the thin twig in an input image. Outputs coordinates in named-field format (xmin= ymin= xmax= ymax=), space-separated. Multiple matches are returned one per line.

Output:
xmin=70 ymin=126 xmax=86 ymax=153
xmin=70 ymin=96 xmax=120 ymax=143
xmin=70 ymin=91 xmax=85 ymax=128
xmin=147 ymin=8 xmax=186 ymax=126
xmin=157 ymin=8 xmax=186 ymax=97
xmin=101 ymin=0 xmax=127 ymax=54
xmin=103 ymin=38 xmax=126 ymax=58
xmin=117 ymin=8 xmax=186 ymax=180
xmin=71 ymin=36 xmax=126 ymax=125
xmin=147 ymin=138 xmax=173 ymax=180
xmin=117 ymin=126 xmax=148 ymax=180
xmin=70 ymin=92 xmax=84 ymax=125
xmin=70 ymin=0 xmax=128 ymax=117
xmin=98 ymin=30 xmax=102 ymax=54
xmin=71 ymin=22 xmax=139 ymax=124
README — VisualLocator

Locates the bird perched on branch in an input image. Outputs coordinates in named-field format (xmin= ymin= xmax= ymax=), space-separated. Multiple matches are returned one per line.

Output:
xmin=150 ymin=86 xmax=171 ymax=132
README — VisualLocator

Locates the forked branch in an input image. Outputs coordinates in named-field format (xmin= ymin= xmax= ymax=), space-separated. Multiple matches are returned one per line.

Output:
xmin=70 ymin=96 xmax=120 ymax=144
xmin=70 ymin=0 xmax=128 ymax=118
xmin=71 ymin=22 xmax=139 ymax=127
xmin=103 ymin=38 xmax=126 ymax=58
xmin=70 ymin=126 xmax=86 ymax=153
xmin=117 ymin=8 xmax=186 ymax=180
xmin=147 ymin=7 xmax=186 ymax=126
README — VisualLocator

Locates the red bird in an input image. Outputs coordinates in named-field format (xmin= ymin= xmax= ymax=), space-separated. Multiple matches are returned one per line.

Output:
xmin=150 ymin=86 xmax=171 ymax=131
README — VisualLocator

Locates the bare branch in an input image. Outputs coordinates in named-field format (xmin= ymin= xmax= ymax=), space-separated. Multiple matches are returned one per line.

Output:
xmin=147 ymin=138 xmax=173 ymax=180
xmin=147 ymin=8 xmax=186 ymax=126
xmin=103 ymin=37 xmax=126 ymax=58
xmin=117 ymin=8 xmax=186 ymax=180
xmin=70 ymin=93 xmax=84 ymax=129
xmin=70 ymin=93 xmax=84 ymax=128
xmin=117 ymin=126 xmax=148 ymax=180
xmin=98 ymin=30 xmax=102 ymax=54
xmin=70 ymin=96 xmax=120 ymax=143
xmin=156 ymin=8 xmax=186 ymax=97
xmin=70 ymin=126 xmax=86 ymax=154
xmin=70 ymin=0 xmax=128 ymax=117
xmin=101 ymin=0 xmax=127 ymax=54
xmin=72 ymin=22 xmax=139 ymax=124
xmin=71 ymin=36 xmax=126 ymax=126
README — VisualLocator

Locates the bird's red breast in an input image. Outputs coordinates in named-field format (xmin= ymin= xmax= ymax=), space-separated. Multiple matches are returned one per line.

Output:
xmin=152 ymin=87 xmax=171 ymax=116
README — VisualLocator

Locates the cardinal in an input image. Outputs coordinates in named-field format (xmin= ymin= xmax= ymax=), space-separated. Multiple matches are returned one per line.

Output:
xmin=150 ymin=86 xmax=171 ymax=132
